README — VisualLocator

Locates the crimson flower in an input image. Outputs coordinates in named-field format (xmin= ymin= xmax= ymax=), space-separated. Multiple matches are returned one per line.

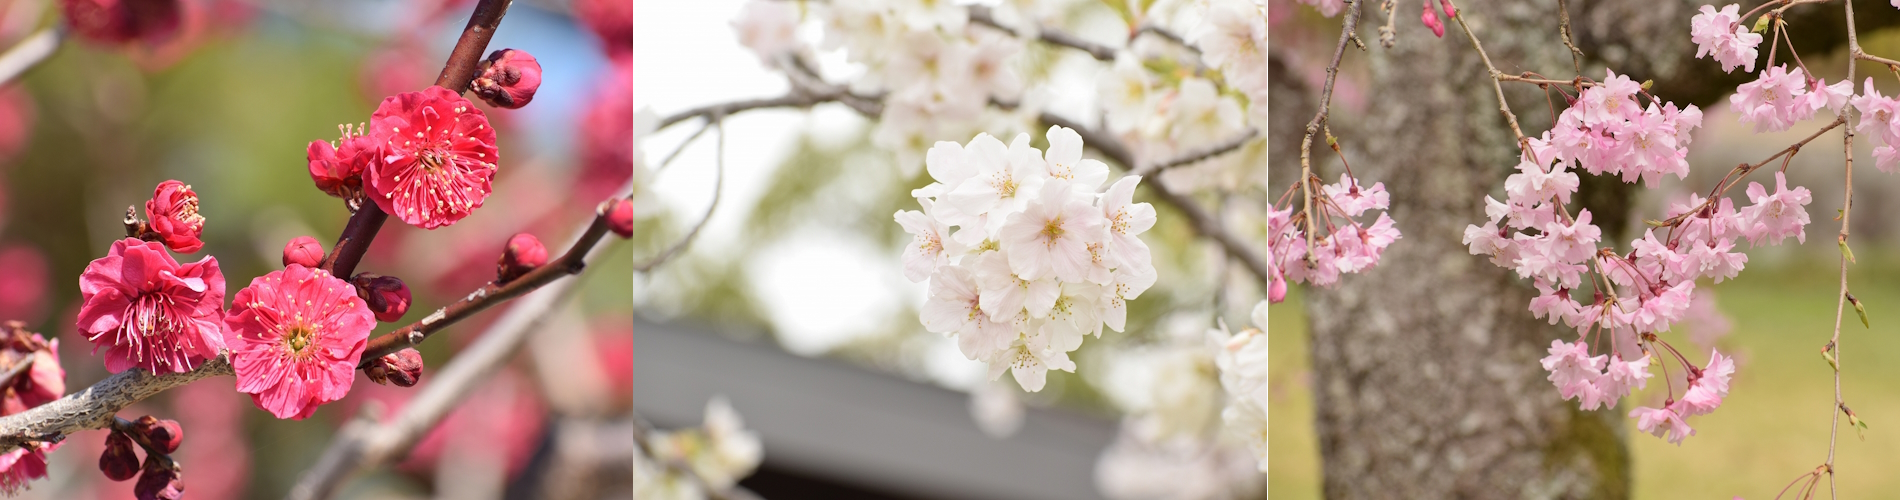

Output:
xmin=365 ymin=86 xmax=500 ymax=229
xmin=144 ymin=180 xmax=205 ymax=253
xmin=472 ymin=49 xmax=542 ymax=109
xmin=306 ymin=124 xmax=376 ymax=201
xmin=225 ymin=264 xmax=374 ymax=420
xmin=77 ymin=238 xmax=226 ymax=374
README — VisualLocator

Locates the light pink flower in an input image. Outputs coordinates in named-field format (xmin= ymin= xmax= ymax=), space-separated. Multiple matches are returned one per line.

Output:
xmin=1690 ymin=4 xmax=1761 ymax=73
xmin=1631 ymin=405 xmax=1695 ymax=445
xmin=1613 ymin=105 xmax=1689 ymax=186
xmin=77 ymin=238 xmax=226 ymax=374
xmin=1731 ymin=65 xmax=1818 ymax=133
xmin=999 ymin=180 xmax=1107 ymax=282
xmin=1529 ymin=281 xmax=1580 ymax=326
xmin=225 ymin=264 xmax=375 ymax=420
xmin=1580 ymin=70 xmax=1643 ymax=124
xmin=895 ymin=199 xmax=958 ymax=283
xmin=1541 ymin=340 xmax=1606 ymax=405
xmin=1321 ymin=174 xmax=1389 ymax=217
xmin=1741 ymin=171 xmax=1812 ymax=246
xmin=1679 ymin=350 xmax=1735 ymax=416
xmin=1503 ymin=157 xmax=1580 ymax=206
xmin=1595 ymin=354 xmax=1652 ymax=406
xmin=365 ymin=86 xmax=500 ymax=229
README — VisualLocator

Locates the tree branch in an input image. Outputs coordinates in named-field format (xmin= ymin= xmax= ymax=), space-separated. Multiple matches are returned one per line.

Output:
xmin=324 ymin=0 xmax=512 ymax=279
xmin=0 ymin=358 xmax=232 ymax=453
xmin=287 ymin=254 xmax=592 ymax=500
xmin=967 ymin=5 xmax=1115 ymax=61
xmin=0 ymin=27 xmax=57 ymax=86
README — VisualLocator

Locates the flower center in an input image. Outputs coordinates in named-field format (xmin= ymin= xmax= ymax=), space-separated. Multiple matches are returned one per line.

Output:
xmin=284 ymin=325 xmax=316 ymax=357
xmin=1041 ymin=216 xmax=1065 ymax=244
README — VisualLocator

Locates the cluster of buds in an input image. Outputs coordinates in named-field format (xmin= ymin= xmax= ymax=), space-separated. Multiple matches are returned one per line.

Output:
xmin=471 ymin=49 xmax=543 ymax=109
xmin=123 ymin=180 xmax=206 ymax=254
xmin=100 ymin=415 xmax=186 ymax=500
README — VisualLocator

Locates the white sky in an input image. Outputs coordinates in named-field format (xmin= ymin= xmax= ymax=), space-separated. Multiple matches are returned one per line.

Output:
xmin=634 ymin=0 xmax=969 ymax=380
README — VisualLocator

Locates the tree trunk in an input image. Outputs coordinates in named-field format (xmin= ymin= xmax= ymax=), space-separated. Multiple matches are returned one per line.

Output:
xmin=1274 ymin=0 xmax=1900 ymax=496
xmin=1275 ymin=1 xmax=1687 ymax=498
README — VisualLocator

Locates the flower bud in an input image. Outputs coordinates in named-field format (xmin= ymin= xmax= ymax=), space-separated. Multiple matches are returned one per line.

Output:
xmin=132 ymin=415 xmax=183 ymax=455
xmin=603 ymin=198 xmax=635 ymax=238
xmin=365 ymin=348 xmax=424 ymax=387
xmin=1268 ymin=273 xmax=1287 ymax=304
xmin=283 ymin=236 xmax=324 ymax=269
xmin=1437 ymin=0 xmax=1457 ymax=19
xmin=471 ymin=49 xmax=542 ymax=109
xmin=100 ymin=431 xmax=140 ymax=482
xmin=497 ymin=233 xmax=548 ymax=284
xmin=134 ymin=455 xmax=184 ymax=500
xmin=1420 ymin=2 xmax=1445 ymax=38
xmin=351 ymin=274 xmax=411 ymax=323
xmin=144 ymin=180 xmax=206 ymax=253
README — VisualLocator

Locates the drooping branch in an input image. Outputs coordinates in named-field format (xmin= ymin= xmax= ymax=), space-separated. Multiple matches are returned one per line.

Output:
xmin=967 ymin=5 xmax=1115 ymax=62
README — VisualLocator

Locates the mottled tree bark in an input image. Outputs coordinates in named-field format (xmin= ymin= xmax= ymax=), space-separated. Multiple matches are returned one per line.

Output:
xmin=1273 ymin=0 xmax=1898 ymax=496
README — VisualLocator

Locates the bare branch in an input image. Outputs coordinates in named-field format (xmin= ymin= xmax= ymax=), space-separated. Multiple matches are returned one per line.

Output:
xmin=0 ymin=358 xmax=232 ymax=453
xmin=967 ymin=5 xmax=1115 ymax=61
xmin=1131 ymin=128 xmax=1258 ymax=178
xmin=287 ymin=264 xmax=590 ymax=500
xmin=0 ymin=27 xmax=57 ymax=86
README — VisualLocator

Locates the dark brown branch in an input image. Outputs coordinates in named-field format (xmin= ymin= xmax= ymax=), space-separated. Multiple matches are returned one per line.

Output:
xmin=968 ymin=5 xmax=1115 ymax=61
xmin=359 ymin=205 xmax=616 ymax=363
xmin=325 ymin=0 xmax=513 ymax=279
xmin=1131 ymin=128 xmax=1258 ymax=178
xmin=1038 ymin=112 xmax=1274 ymax=288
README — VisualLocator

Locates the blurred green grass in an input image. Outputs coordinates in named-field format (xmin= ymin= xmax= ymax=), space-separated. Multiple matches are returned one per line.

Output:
xmin=1265 ymin=256 xmax=1900 ymax=498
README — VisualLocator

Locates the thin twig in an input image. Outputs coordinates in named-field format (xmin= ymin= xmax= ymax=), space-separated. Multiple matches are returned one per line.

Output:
xmin=1453 ymin=13 xmax=1528 ymax=145
xmin=1130 ymin=128 xmax=1259 ymax=178
xmin=967 ymin=4 xmax=1116 ymax=61
xmin=1298 ymin=0 xmax=1363 ymax=260
xmin=1828 ymin=1 xmax=1859 ymax=497
xmin=1557 ymin=0 xmax=1583 ymax=74
xmin=637 ymin=120 xmax=725 ymax=273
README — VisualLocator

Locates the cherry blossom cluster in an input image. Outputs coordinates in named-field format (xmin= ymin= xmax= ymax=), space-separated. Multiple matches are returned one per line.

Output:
xmin=1729 ymin=65 xmax=1850 ymax=133
xmin=1264 ymin=173 xmax=1400 ymax=303
xmin=1689 ymin=4 xmax=1762 ymax=73
xmin=1093 ymin=305 xmax=1268 ymax=499
xmin=634 ymin=397 xmax=764 ymax=499
xmin=1463 ymin=68 xmax=1827 ymax=442
xmin=904 ymin=126 xmax=1158 ymax=392
xmin=729 ymin=0 xmax=1026 ymax=173
xmin=1100 ymin=1 xmax=1267 ymax=187
xmin=1526 ymin=70 xmax=1703 ymax=188
xmin=1851 ymin=79 xmax=1900 ymax=172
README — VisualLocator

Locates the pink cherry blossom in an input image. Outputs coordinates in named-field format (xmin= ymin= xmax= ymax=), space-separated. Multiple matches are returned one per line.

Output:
xmin=1529 ymin=282 xmax=1581 ymax=326
xmin=1730 ymin=65 xmax=1819 ymax=133
xmin=1679 ymin=350 xmax=1736 ymax=416
xmin=920 ymin=265 xmax=1016 ymax=360
xmin=77 ymin=238 xmax=226 ymax=374
xmin=1596 ymin=354 xmax=1652 ymax=407
xmin=1741 ymin=171 xmax=1812 ymax=246
xmin=896 ymin=199 xmax=959 ymax=283
xmin=1614 ymin=105 xmax=1689 ymax=186
xmin=1503 ymin=156 xmax=1580 ymax=206
xmin=1541 ymin=340 xmax=1606 ymax=405
xmin=1690 ymin=4 xmax=1762 ymax=73
xmin=225 ymin=264 xmax=375 ymax=420
xmin=1321 ymin=174 xmax=1390 ymax=217
xmin=1580 ymin=69 xmax=1643 ymax=124
xmin=1631 ymin=405 xmax=1695 ymax=445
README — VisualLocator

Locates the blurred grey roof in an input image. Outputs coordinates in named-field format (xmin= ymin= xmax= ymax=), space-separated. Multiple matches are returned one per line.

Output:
xmin=633 ymin=317 xmax=1116 ymax=500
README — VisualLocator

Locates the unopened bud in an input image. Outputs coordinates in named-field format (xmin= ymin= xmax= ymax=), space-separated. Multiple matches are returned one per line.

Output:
xmin=132 ymin=416 xmax=183 ymax=454
xmin=351 ymin=274 xmax=411 ymax=323
xmin=282 ymin=236 xmax=324 ymax=269
xmin=1420 ymin=2 xmax=1445 ymax=38
xmin=100 ymin=431 xmax=140 ymax=482
xmin=603 ymin=198 xmax=635 ymax=238
xmin=133 ymin=455 xmax=184 ymax=500
xmin=471 ymin=49 xmax=542 ymax=109
xmin=365 ymin=348 xmax=425 ymax=387
xmin=1437 ymin=0 xmax=1457 ymax=18
xmin=498 ymin=233 xmax=548 ymax=284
